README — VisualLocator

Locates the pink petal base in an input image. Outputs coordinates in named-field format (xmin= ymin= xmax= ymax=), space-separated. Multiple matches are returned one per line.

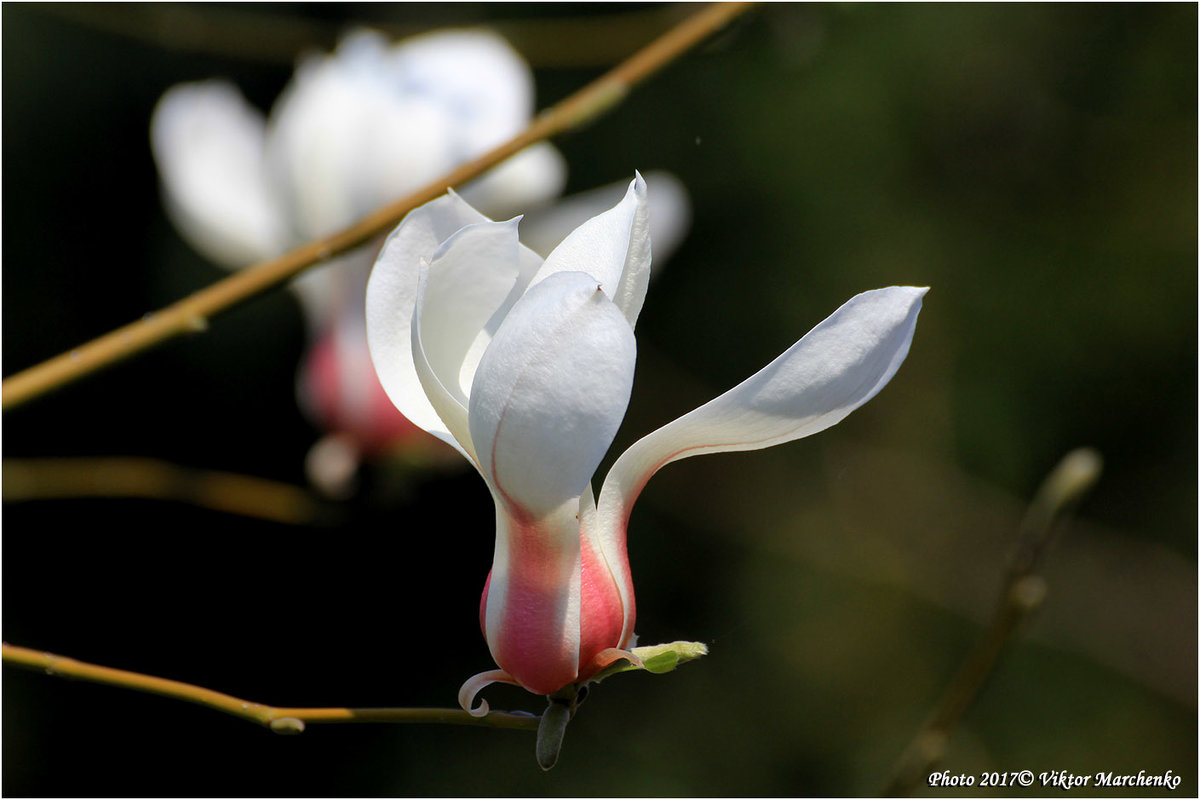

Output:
xmin=457 ymin=647 xmax=644 ymax=717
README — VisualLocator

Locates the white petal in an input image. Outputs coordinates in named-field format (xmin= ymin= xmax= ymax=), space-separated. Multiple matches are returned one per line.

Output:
xmin=266 ymin=31 xmax=457 ymax=239
xmin=409 ymin=261 xmax=473 ymax=462
xmin=418 ymin=219 xmax=524 ymax=406
xmin=529 ymin=174 xmax=652 ymax=327
xmin=640 ymin=171 xmax=691 ymax=269
xmin=469 ymin=272 xmax=637 ymax=516
xmin=366 ymin=193 xmax=548 ymax=455
xmin=598 ymin=286 xmax=928 ymax=523
xmin=365 ymin=193 xmax=494 ymax=455
xmin=457 ymin=143 xmax=568 ymax=221
xmin=266 ymin=49 xmax=374 ymax=238
xmin=520 ymin=170 xmax=690 ymax=267
xmin=150 ymin=81 xmax=287 ymax=268
xmin=387 ymin=30 xmax=534 ymax=153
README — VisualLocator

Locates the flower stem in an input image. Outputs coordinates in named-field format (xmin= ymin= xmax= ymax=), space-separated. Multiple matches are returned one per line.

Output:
xmin=1 ymin=643 xmax=540 ymax=733
xmin=1 ymin=2 xmax=757 ymax=412
xmin=880 ymin=448 xmax=1103 ymax=797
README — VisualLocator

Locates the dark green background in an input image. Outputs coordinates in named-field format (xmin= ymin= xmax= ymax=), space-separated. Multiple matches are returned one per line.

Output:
xmin=3 ymin=4 xmax=1195 ymax=796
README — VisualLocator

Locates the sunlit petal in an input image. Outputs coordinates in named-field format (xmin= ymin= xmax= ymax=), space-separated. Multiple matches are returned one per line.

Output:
xmin=423 ymin=220 xmax=525 ymax=400
xmin=366 ymin=194 xmax=493 ymax=453
xmin=598 ymin=286 xmax=928 ymax=527
xmin=469 ymin=271 xmax=637 ymax=516
xmin=529 ymin=174 xmax=652 ymax=326
xmin=520 ymin=170 xmax=690 ymax=267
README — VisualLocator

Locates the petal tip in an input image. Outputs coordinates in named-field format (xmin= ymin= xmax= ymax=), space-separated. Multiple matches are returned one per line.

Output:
xmin=457 ymin=668 xmax=517 ymax=717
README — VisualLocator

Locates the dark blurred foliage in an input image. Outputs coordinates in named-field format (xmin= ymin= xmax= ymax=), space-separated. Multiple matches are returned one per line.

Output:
xmin=2 ymin=3 xmax=1195 ymax=797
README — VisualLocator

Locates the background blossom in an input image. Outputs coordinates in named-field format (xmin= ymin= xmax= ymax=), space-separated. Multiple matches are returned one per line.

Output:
xmin=148 ymin=27 xmax=688 ymax=491
xmin=4 ymin=5 xmax=1193 ymax=795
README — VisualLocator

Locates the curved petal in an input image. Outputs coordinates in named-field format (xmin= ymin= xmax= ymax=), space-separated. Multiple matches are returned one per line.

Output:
xmin=365 ymin=193 xmax=495 ymax=456
xmin=407 ymin=219 xmax=531 ymax=463
xmin=457 ymin=668 xmax=520 ymax=717
xmin=519 ymin=170 xmax=690 ymax=267
xmin=577 ymin=516 xmax=630 ymax=671
xmin=597 ymin=286 xmax=928 ymax=575
xmin=468 ymin=271 xmax=637 ymax=516
xmin=529 ymin=174 xmax=652 ymax=327
xmin=408 ymin=262 xmax=473 ymax=461
xmin=150 ymin=81 xmax=287 ymax=268
xmin=579 ymin=484 xmax=635 ymax=656
xmin=640 ymin=170 xmax=691 ymax=270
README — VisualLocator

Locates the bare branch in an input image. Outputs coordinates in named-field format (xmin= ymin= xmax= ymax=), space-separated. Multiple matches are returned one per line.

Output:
xmin=881 ymin=448 xmax=1103 ymax=797
xmin=2 ymin=2 xmax=757 ymax=412
xmin=2 ymin=643 xmax=539 ymax=733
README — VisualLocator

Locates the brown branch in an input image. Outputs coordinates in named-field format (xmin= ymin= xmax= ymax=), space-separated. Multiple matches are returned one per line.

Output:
xmin=2 ymin=643 xmax=539 ymax=734
xmin=2 ymin=2 xmax=757 ymax=412
xmin=2 ymin=457 xmax=334 ymax=526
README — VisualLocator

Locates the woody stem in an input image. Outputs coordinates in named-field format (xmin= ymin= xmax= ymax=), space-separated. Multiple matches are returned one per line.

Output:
xmin=2 ymin=643 xmax=539 ymax=733
xmin=1 ymin=2 xmax=757 ymax=411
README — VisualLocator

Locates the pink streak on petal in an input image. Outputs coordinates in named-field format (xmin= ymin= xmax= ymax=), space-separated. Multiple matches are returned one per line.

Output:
xmin=479 ymin=569 xmax=492 ymax=636
xmin=479 ymin=511 xmax=630 ymax=696
xmin=487 ymin=508 xmax=581 ymax=696
xmin=577 ymin=527 xmax=627 ymax=673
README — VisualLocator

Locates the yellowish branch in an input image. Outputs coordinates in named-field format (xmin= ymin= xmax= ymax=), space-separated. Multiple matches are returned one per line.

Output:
xmin=881 ymin=448 xmax=1103 ymax=796
xmin=1 ymin=643 xmax=539 ymax=734
xmin=2 ymin=2 xmax=757 ymax=412
xmin=2 ymin=457 xmax=332 ymax=526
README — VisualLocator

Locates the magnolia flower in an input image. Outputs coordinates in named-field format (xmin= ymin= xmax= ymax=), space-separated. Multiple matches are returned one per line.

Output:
xmin=365 ymin=172 xmax=927 ymax=711
xmin=150 ymin=28 xmax=565 ymax=479
xmin=152 ymin=28 xmax=566 ymax=265
xmin=151 ymin=29 xmax=688 ymax=489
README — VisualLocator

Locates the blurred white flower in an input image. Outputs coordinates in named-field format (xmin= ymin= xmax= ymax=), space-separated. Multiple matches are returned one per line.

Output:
xmin=153 ymin=28 xmax=565 ymax=267
xmin=151 ymin=28 xmax=689 ymax=492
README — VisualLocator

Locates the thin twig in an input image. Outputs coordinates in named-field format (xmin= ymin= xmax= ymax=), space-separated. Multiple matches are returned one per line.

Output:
xmin=2 ymin=2 xmax=756 ymax=412
xmin=2 ymin=457 xmax=334 ymax=526
xmin=1 ymin=643 xmax=539 ymax=734
xmin=880 ymin=448 xmax=1103 ymax=797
